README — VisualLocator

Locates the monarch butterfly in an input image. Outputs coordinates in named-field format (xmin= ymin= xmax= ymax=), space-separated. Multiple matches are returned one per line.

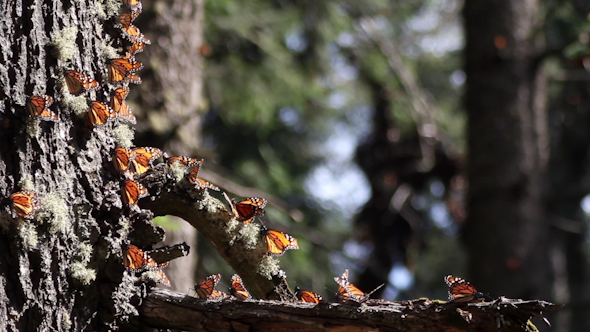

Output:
xmin=195 ymin=274 xmax=229 ymax=301
xmin=121 ymin=25 xmax=150 ymax=45
xmin=334 ymin=269 xmax=384 ymax=303
xmin=107 ymin=58 xmax=143 ymax=83
xmin=131 ymin=147 xmax=162 ymax=174
xmin=109 ymin=87 xmax=136 ymax=124
xmin=444 ymin=275 xmax=489 ymax=303
xmin=121 ymin=179 xmax=148 ymax=206
xmin=227 ymin=196 xmax=267 ymax=224
xmin=261 ymin=226 xmax=299 ymax=256
xmin=185 ymin=160 xmax=220 ymax=191
xmin=87 ymin=101 xmax=117 ymax=126
xmin=155 ymin=269 xmax=170 ymax=287
xmin=27 ymin=95 xmax=58 ymax=121
xmin=64 ymin=69 xmax=99 ymax=95
xmin=166 ymin=156 xmax=200 ymax=167
xmin=112 ymin=147 xmax=136 ymax=173
xmin=123 ymin=244 xmax=168 ymax=272
xmin=126 ymin=39 xmax=146 ymax=56
xmin=295 ymin=287 xmax=323 ymax=304
xmin=230 ymin=274 xmax=251 ymax=300
xmin=126 ymin=72 xmax=142 ymax=85
xmin=9 ymin=191 xmax=36 ymax=219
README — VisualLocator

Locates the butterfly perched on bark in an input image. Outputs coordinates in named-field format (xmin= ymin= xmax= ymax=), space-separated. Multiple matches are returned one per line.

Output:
xmin=107 ymin=58 xmax=143 ymax=83
xmin=223 ymin=192 xmax=267 ymax=224
xmin=9 ymin=191 xmax=37 ymax=219
xmin=444 ymin=275 xmax=491 ymax=303
xmin=64 ymin=69 xmax=99 ymax=95
xmin=260 ymin=226 xmax=299 ymax=256
xmin=109 ymin=87 xmax=136 ymax=124
xmin=295 ymin=287 xmax=323 ymax=304
xmin=123 ymin=244 xmax=169 ymax=272
xmin=112 ymin=147 xmax=136 ymax=173
xmin=130 ymin=147 xmax=162 ymax=174
xmin=195 ymin=274 xmax=230 ymax=301
xmin=230 ymin=274 xmax=251 ymax=300
xmin=27 ymin=95 xmax=58 ymax=121
xmin=87 ymin=101 xmax=117 ymax=126
xmin=121 ymin=179 xmax=148 ymax=207
xmin=334 ymin=269 xmax=383 ymax=303
xmin=184 ymin=159 xmax=219 ymax=191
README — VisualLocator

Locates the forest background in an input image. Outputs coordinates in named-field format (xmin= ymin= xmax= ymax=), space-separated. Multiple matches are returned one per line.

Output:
xmin=131 ymin=0 xmax=590 ymax=331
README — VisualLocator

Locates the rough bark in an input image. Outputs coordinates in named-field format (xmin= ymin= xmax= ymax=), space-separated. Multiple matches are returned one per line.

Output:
xmin=463 ymin=0 xmax=552 ymax=300
xmin=137 ymin=288 xmax=560 ymax=332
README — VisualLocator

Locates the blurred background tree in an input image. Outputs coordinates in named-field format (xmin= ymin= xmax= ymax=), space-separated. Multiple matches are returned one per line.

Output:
xmin=131 ymin=0 xmax=590 ymax=330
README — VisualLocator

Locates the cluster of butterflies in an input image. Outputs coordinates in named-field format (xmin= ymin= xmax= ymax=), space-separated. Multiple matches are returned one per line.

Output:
xmin=25 ymin=0 xmax=147 ymax=126
xmin=192 ymin=271 xmax=489 ymax=305
xmin=194 ymin=273 xmax=324 ymax=304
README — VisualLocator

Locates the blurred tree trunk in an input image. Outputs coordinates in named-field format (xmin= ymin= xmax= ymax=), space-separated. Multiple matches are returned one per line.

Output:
xmin=131 ymin=0 xmax=206 ymax=293
xmin=463 ymin=0 xmax=552 ymax=300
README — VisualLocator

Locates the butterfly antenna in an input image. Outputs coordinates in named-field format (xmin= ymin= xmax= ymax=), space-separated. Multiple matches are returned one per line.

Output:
xmin=365 ymin=283 xmax=385 ymax=297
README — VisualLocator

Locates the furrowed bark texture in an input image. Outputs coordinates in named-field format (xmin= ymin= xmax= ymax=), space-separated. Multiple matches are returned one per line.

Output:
xmin=137 ymin=288 xmax=561 ymax=332
xmin=0 ymin=0 xmax=167 ymax=330
xmin=463 ymin=0 xmax=551 ymax=300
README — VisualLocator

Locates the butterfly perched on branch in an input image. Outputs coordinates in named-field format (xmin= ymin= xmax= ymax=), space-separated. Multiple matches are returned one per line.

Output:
xmin=444 ymin=275 xmax=491 ymax=303
xmin=195 ymin=274 xmax=230 ymax=301
xmin=230 ymin=274 xmax=251 ymax=300
xmin=334 ymin=269 xmax=383 ymax=303
xmin=261 ymin=226 xmax=299 ymax=256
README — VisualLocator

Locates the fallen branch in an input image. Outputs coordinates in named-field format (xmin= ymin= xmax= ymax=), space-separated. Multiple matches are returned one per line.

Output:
xmin=138 ymin=288 xmax=561 ymax=332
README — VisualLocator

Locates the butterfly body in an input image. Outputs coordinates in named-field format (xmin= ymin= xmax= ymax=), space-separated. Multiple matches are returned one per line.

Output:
xmin=230 ymin=274 xmax=251 ymax=300
xmin=261 ymin=227 xmax=299 ymax=256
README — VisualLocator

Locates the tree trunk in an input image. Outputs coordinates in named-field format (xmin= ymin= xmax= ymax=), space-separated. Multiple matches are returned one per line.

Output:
xmin=463 ymin=0 xmax=552 ymax=300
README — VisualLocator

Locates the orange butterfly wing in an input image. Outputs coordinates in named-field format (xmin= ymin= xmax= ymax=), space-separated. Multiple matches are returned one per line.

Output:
xmin=113 ymin=147 xmax=136 ymax=172
xmin=124 ymin=244 xmax=147 ymax=271
xmin=110 ymin=87 xmax=136 ymax=124
xmin=126 ymin=39 xmax=146 ymax=56
xmin=155 ymin=270 xmax=170 ymax=287
xmin=261 ymin=228 xmax=299 ymax=256
xmin=230 ymin=274 xmax=251 ymax=300
xmin=64 ymin=70 xmax=99 ymax=95
xmin=295 ymin=287 xmax=323 ymax=304
xmin=121 ymin=25 xmax=150 ymax=44
xmin=334 ymin=269 xmax=382 ymax=303
xmin=118 ymin=11 xmax=139 ymax=28
xmin=121 ymin=179 xmax=148 ymax=205
xmin=184 ymin=159 xmax=203 ymax=182
xmin=87 ymin=101 xmax=116 ymax=126
xmin=196 ymin=274 xmax=222 ymax=299
xmin=131 ymin=147 xmax=162 ymax=174
xmin=167 ymin=156 xmax=199 ymax=167
xmin=9 ymin=191 xmax=36 ymax=219
xmin=444 ymin=275 xmax=483 ymax=302
xmin=108 ymin=58 xmax=143 ymax=83
xmin=234 ymin=197 xmax=267 ymax=223
xmin=27 ymin=95 xmax=58 ymax=121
